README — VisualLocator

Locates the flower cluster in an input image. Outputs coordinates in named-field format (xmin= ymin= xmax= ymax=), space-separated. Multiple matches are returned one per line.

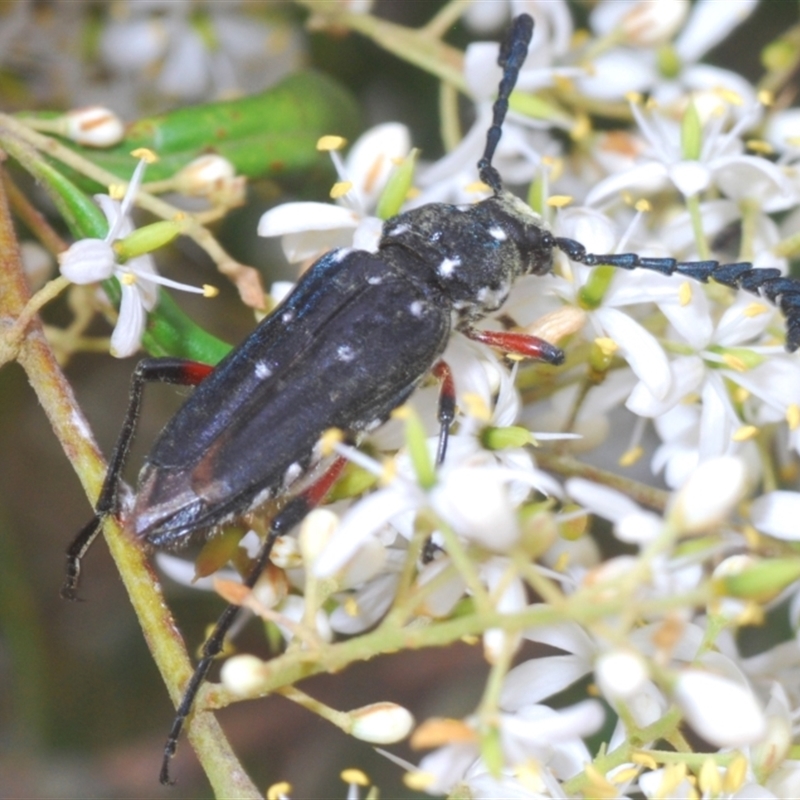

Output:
xmin=133 ymin=0 xmax=800 ymax=796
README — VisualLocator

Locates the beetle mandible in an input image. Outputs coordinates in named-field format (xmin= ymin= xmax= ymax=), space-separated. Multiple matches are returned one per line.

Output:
xmin=63 ymin=12 xmax=800 ymax=786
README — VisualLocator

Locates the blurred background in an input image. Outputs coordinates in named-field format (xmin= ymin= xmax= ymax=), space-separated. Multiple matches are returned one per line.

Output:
xmin=0 ymin=1 xmax=795 ymax=797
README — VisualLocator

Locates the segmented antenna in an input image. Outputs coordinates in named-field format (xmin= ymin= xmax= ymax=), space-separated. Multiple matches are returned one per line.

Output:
xmin=478 ymin=13 xmax=534 ymax=195
xmin=553 ymin=235 xmax=800 ymax=352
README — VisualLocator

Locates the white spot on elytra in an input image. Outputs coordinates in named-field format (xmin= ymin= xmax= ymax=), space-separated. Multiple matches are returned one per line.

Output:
xmin=409 ymin=300 xmax=423 ymax=317
xmin=337 ymin=344 xmax=356 ymax=362
xmin=284 ymin=462 xmax=303 ymax=485
xmin=282 ymin=309 xmax=295 ymax=323
xmin=429 ymin=231 xmax=442 ymax=242
xmin=252 ymin=486 xmax=275 ymax=508
xmin=489 ymin=226 xmax=507 ymax=241
xmin=367 ymin=274 xmax=383 ymax=285
xmin=388 ymin=223 xmax=410 ymax=237
xmin=438 ymin=257 xmax=461 ymax=277
xmin=333 ymin=248 xmax=352 ymax=263
xmin=254 ymin=360 xmax=273 ymax=379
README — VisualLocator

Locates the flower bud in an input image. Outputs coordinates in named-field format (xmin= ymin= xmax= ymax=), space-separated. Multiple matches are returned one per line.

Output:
xmin=595 ymin=650 xmax=649 ymax=701
xmin=668 ymin=456 xmax=746 ymax=534
xmin=65 ymin=106 xmax=124 ymax=147
xmin=299 ymin=508 xmax=339 ymax=566
xmin=350 ymin=702 xmax=414 ymax=744
xmin=270 ymin=534 xmax=302 ymax=569
xmin=220 ymin=654 xmax=267 ymax=697
xmin=174 ymin=154 xmax=237 ymax=197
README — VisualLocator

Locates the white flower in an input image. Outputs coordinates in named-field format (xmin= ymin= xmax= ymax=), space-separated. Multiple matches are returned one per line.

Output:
xmin=58 ymin=157 xmax=211 ymax=357
xmin=415 ymin=701 xmax=603 ymax=796
xmin=313 ymin=438 xmax=556 ymax=579
xmin=577 ymin=0 xmax=758 ymax=107
xmin=587 ymin=97 xmax=791 ymax=206
xmin=258 ymin=123 xmax=410 ymax=264
xmin=547 ymin=206 xmax=674 ymax=401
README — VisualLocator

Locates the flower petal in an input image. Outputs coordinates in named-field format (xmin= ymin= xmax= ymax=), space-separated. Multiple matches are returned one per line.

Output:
xmin=345 ymin=122 xmax=411 ymax=208
xmin=258 ymin=202 xmax=360 ymax=237
xmin=58 ymin=238 xmax=116 ymax=283
xmin=110 ymin=283 xmax=146 ymax=358
xmin=500 ymin=655 xmax=592 ymax=709
xmin=594 ymin=306 xmax=672 ymax=400
xmin=674 ymin=668 xmax=766 ymax=746
xmin=750 ymin=491 xmax=800 ymax=541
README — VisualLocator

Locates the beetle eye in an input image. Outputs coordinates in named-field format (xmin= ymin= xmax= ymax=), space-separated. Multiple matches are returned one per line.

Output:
xmin=517 ymin=224 xmax=553 ymax=276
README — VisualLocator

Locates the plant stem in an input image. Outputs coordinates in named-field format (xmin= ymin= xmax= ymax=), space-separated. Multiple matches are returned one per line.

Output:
xmin=0 ymin=165 xmax=260 ymax=798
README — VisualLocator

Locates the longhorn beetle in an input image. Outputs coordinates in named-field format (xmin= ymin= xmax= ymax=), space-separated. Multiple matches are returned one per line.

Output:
xmin=64 ymin=13 xmax=800 ymax=786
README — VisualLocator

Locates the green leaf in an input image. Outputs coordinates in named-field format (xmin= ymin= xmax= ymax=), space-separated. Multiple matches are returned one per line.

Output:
xmin=30 ymin=71 xmax=361 ymax=191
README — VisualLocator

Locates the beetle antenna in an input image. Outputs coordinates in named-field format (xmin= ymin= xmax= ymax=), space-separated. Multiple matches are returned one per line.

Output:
xmin=477 ymin=13 xmax=534 ymax=195
xmin=554 ymin=236 xmax=800 ymax=352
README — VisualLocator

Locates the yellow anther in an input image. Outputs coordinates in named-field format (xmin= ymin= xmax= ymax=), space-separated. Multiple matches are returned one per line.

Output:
xmin=131 ymin=147 xmax=159 ymax=163
xmin=330 ymin=181 xmax=353 ymax=199
xmin=732 ymin=424 xmax=758 ymax=442
xmin=619 ymin=446 xmax=644 ymax=467
xmin=341 ymin=768 xmax=369 ymax=786
xmin=267 ymin=781 xmax=292 ymax=800
xmin=317 ymin=135 xmax=347 ymax=151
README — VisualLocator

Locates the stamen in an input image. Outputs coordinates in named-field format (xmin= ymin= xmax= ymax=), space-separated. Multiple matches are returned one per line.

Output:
xmin=118 ymin=157 xmax=149 ymax=220
xmin=130 ymin=267 xmax=217 ymax=296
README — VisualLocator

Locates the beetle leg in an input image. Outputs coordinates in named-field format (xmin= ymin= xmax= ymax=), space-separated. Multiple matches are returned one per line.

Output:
xmin=159 ymin=456 xmax=347 ymax=786
xmin=432 ymin=361 xmax=456 ymax=466
xmin=418 ymin=362 xmax=458 ymax=565
xmin=463 ymin=327 xmax=565 ymax=365
xmin=62 ymin=357 xmax=215 ymax=601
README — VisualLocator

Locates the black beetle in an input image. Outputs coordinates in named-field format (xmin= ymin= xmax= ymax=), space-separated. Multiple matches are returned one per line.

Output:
xmin=63 ymin=12 xmax=800 ymax=785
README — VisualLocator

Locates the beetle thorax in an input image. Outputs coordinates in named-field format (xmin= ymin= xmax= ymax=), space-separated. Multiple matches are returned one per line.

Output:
xmin=380 ymin=192 xmax=554 ymax=321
